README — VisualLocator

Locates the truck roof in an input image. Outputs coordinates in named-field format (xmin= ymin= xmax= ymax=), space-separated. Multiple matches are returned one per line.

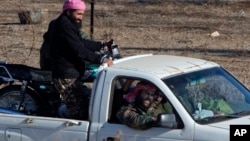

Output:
xmin=111 ymin=54 xmax=219 ymax=78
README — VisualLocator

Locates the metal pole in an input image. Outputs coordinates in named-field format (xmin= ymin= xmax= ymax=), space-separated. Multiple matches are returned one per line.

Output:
xmin=90 ymin=0 xmax=95 ymax=39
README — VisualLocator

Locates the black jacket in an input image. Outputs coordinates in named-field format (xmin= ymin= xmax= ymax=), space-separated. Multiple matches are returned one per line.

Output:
xmin=47 ymin=13 xmax=103 ymax=79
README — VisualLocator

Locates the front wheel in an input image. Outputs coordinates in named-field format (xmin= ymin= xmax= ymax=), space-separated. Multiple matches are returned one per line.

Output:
xmin=0 ymin=85 xmax=43 ymax=115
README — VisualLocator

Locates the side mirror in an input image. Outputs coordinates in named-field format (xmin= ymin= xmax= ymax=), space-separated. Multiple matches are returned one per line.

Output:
xmin=157 ymin=113 xmax=178 ymax=128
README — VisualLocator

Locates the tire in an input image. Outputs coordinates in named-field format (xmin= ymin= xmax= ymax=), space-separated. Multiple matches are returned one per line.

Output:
xmin=0 ymin=85 xmax=43 ymax=116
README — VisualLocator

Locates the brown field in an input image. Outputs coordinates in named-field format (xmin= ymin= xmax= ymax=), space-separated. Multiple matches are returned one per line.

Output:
xmin=0 ymin=0 xmax=250 ymax=87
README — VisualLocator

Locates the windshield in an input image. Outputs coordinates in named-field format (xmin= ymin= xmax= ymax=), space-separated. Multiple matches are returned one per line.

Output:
xmin=163 ymin=67 xmax=250 ymax=124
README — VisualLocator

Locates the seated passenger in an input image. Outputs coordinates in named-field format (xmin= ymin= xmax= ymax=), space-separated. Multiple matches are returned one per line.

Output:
xmin=116 ymin=82 xmax=159 ymax=130
xmin=152 ymin=91 xmax=173 ymax=114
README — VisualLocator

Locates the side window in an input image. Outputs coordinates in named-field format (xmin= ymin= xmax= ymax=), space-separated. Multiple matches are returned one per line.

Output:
xmin=108 ymin=77 xmax=182 ymax=129
xmin=108 ymin=77 xmax=136 ymax=123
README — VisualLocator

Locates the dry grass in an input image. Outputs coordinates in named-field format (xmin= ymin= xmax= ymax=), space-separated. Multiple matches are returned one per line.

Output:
xmin=0 ymin=0 xmax=249 ymax=87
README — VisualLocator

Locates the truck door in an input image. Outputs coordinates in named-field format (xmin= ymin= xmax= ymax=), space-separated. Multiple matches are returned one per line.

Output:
xmin=96 ymin=74 xmax=194 ymax=141
xmin=0 ymin=114 xmax=89 ymax=141
xmin=5 ymin=128 xmax=21 ymax=141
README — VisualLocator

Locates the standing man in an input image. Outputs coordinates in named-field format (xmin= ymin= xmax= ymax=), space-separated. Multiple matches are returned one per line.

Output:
xmin=43 ymin=0 xmax=113 ymax=120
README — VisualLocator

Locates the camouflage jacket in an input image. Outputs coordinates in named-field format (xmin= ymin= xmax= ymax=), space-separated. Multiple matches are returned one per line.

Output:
xmin=116 ymin=104 xmax=158 ymax=130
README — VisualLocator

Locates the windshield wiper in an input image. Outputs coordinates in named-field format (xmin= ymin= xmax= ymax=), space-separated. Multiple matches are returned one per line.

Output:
xmin=197 ymin=114 xmax=239 ymax=124
xmin=230 ymin=110 xmax=250 ymax=116
xmin=198 ymin=110 xmax=250 ymax=123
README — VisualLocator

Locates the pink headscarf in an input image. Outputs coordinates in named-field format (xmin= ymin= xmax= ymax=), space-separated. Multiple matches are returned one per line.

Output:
xmin=63 ymin=0 xmax=86 ymax=12
xmin=124 ymin=82 xmax=156 ymax=103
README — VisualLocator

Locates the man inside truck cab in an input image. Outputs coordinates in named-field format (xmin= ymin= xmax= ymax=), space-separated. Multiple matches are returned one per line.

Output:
xmin=116 ymin=82 xmax=160 ymax=130
xmin=152 ymin=91 xmax=173 ymax=114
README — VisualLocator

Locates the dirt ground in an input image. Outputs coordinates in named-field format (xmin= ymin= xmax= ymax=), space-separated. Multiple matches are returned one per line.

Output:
xmin=0 ymin=0 xmax=250 ymax=87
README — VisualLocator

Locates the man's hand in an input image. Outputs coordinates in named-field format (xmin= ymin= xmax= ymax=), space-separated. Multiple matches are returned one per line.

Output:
xmin=103 ymin=58 xmax=113 ymax=66
xmin=99 ymin=54 xmax=113 ymax=66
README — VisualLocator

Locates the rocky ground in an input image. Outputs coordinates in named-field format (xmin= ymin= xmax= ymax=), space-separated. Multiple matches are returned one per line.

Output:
xmin=0 ymin=0 xmax=249 ymax=87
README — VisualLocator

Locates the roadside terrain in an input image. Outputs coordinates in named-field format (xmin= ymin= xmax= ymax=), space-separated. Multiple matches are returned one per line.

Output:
xmin=0 ymin=0 xmax=249 ymax=87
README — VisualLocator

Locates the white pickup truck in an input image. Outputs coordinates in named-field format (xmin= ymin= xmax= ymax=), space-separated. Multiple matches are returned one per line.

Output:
xmin=0 ymin=54 xmax=250 ymax=141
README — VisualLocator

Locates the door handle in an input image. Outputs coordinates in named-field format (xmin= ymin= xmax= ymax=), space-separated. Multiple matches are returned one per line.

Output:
xmin=64 ymin=120 xmax=81 ymax=127
xmin=107 ymin=137 xmax=120 ymax=141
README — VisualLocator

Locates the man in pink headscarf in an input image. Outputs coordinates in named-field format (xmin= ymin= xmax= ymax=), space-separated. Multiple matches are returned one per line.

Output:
xmin=40 ymin=0 xmax=113 ymax=120
xmin=124 ymin=82 xmax=157 ymax=103
xmin=116 ymin=81 xmax=159 ymax=130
